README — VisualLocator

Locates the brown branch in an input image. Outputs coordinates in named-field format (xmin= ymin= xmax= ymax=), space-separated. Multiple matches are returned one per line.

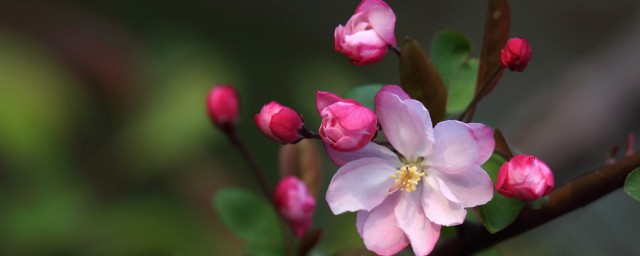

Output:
xmin=432 ymin=151 xmax=640 ymax=256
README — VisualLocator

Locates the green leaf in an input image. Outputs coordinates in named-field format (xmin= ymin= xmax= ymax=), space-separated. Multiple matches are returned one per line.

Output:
xmin=446 ymin=59 xmax=478 ymax=113
xmin=399 ymin=37 xmax=447 ymax=124
xmin=213 ymin=188 xmax=284 ymax=254
xmin=430 ymin=30 xmax=473 ymax=87
xmin=344 ymin=84 xmax=383 ymax=110
xmin=530 ymin=196 xmax=549 ymax=210
xmin=478 ymin=154 xmax=525 ymax=234
xmin=624 ymin=168 xmax=640 ymax=203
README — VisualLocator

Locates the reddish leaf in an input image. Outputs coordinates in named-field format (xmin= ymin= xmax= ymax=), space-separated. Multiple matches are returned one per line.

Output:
xmin=476 ymin=0 xmax=510 ymax=98
xmin=399 ymin=37 xmax=447 ymax=124
xmin=494 ymin=129 xmax=515 ymax=159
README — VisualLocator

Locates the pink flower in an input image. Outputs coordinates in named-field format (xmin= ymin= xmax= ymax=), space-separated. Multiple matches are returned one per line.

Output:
xmin=497 ymin=155 xmax=554 ymax=201
xmin=206 ymin=85 xmax=239 ymax=128
xmin=334 ymin=0 xmax=397 ymax=65
xmin=325 ymin=85 xmax=495 ymax=256
xmin=316 ymin=91 xmax=377 ymax=152
xmin=274 ymin=176 xmax=316 ymax=238
xmin=255 ymin=101 xmax=304 ymax=144
xmin=500 ymin=37 xmax=532 ymax=72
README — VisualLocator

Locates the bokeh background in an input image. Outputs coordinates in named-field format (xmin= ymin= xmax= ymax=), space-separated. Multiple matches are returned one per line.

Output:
xmin=1 ymin=0 xmax=640 ymax=255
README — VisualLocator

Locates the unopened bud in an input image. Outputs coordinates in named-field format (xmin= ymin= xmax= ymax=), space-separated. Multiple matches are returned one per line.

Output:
xmin=500 ymin=37 xmax=532 ymax=72
xmin=497 ymin=154 xmax=554 ymax=201
xmin=274 ymin=176 xmax=316 ymax=238
xmin=255 ymin=101 xmax=304 ymax=144
xmin=206 ymin=85 xmax=239 ymax=128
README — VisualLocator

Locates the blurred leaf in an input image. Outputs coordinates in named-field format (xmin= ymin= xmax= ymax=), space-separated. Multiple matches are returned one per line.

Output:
xmin=331 ymin=248 xmax=377 ymax=256
xmin=478 ymin=154 xmax=525 ymax=234
xmin=446 ymin=59 xmax=478 ymax=113
xmin=399 ymin=37 xmax=447 ymax=124
xmin=431 ymin=30 xmax=473 ymax=86
xmin=475 ymin=247 xmax=502 ymax=256
xmin=475 ymin=0 xmax=510 ymax=98
xmin=213 ymin=188 xmax=284 ymax=254
xmin=531 ymin=195 xmax=549 ymax=210
xmin=494 ymin=129 xmax=515 ymax=159
xmin=344 ymin=84 xmax=383 ymax=110
xmin=298 ymin=229 xmax=323 ymax=256
xmin=279 ymin=140 xmax=323 ymax=197
xmin=624 ymin=168 xmax=640 ymax=203
xmin=317 ymin=213 xmax=364 ymax=255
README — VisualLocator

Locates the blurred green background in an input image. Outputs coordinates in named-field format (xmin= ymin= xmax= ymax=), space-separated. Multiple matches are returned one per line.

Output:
xmin=1 ymin=0 xmax=640 ymax=255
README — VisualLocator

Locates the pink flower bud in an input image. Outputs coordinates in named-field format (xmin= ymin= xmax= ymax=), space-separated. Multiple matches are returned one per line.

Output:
xmin=497 ymin=155 xmax=555 ymax=201
xmin=255 ymin=101 xmax=304 ymax=144
xmin=274 ymin=176 xmax=316 ymax=238
xmin=316 ymin=91 xmax=377 ymax=152
xmin=334 ymin=0 xmax=397 ymax=65
xmin=500 ymin=37 xmax=532 ymax=72
xmin=206 ymin=85 xmax=239 ymax=128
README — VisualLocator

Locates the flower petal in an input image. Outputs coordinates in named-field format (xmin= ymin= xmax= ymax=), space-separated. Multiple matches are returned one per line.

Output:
xmin=326 ymin=157 xmax=396 ymax=214
xmin=467 ymin=123 xmax=495 ymax=165
xmin=435 ymin=165 xmax=493 ymax=208
xmin=421 ymin=176 xmax=466 ymax=226
xmin=375 ymin=91 xmax=427 ymax=158
xmin=367 ymin=6 xmax=397 ymax=46
xmin=427 ymin=120 xmax=479 ymax=174
xmin=323 ymin=141 xmax=399 ymax=167
xmin=403 ymin=99 xmax=435 ymax=156
xmin=394 ymin=191 xmax=441 ymax=256
xmin=316 ymin=91 xmax=343 ymax=115
xmin=356 ymin=210 xmax=369 ymax=236
xmin=379 ymin=85 xmax=410 ymax=100
xmin=361 ymin=193 xmax=409 ymax=255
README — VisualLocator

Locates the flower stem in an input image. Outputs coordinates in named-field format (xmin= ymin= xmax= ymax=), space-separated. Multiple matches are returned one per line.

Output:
xmin=457 ymin=66 xmax=503 ymax=122
xmin=224 ymin=128 xmax=295 ymax=256
xmin=431 ymin=151 xmax=640 ymax=255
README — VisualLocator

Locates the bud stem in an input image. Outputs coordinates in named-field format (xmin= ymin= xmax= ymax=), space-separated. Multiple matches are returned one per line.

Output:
xmin=457 ymin=66 xmax=503 ymax=122
xmin=390 ymin=45 xmax=401 ymax=57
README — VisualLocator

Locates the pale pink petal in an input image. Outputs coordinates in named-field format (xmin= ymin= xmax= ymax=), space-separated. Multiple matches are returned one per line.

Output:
xmin=394 ymin=191 xmax=441 ymax=256
xmin=361 ymin=193 xmax=409 ymax=256
xmin=421 ymin=176 xmax=466 ymax=226
xmin=467 ymin=123 xmax=495 ymax=165
xmin=375 ymin=91 xmax=425 ymax=158
xmin=379 ymin=85 xmax=410 ymax=100
xmin=356 ymin=210 xmax=369 ymax=236
xmin=344 ymin=30 xmax=387 ymax=48
xmin=355 ymin=0 xmax=389 ymax=13
xmin=434 ymin=165 xmax=493 ymax=208
xmin=316 ymin=91 xmax=343 ymax=115
xmin=367 ymin=7 xmax=397 ymax=46
xmin=323 ymin=141 xmax=400 ymax=167
xmin=403 ymin=99 xmax=435 ymax=156
xmin=427 ymin=120 xmax=479 ymax=174
xmin=326 ymin=157 xmax=396 ymax=214
xmin=334 ymin=25 xmax=345 ymax=50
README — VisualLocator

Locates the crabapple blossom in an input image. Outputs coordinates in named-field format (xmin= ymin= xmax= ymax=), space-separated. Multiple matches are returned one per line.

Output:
xmin=274 ymin=176 xmax=316 ymax=238
xmin=325 ymin=85 xmax=495 ymax=255
xmin=206 ymin=85 xmax=239 ymax=128
xmin=255 ymin=101 xmax=304 ymax=144
xmin=316 ymin=91 xmax=377 ymax=152
xmin=497 ymin=154 xmax=555 ymax=201
xmin=334 ymin=0 xmax=397 ymax=65
xmin=500 ymin=37 xmax=532 ymax=72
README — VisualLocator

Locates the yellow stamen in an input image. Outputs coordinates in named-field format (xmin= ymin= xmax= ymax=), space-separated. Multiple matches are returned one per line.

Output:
xmin=389 ymin=165 xmax=425 ymax=192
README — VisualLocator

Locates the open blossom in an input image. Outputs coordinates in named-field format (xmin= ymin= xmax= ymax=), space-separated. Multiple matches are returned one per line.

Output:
xmin=206 ymin=85 xmax=239 ymax=128
xmin=497 ymin=155 xmax=554 ymax=201
xmin=316 ymin=91 xmax=377 ymax=152
xmin=500 ymin=37 xmax=532 ymax=72
xmin=325 ymin=85 xmax=494 ymax=255
xmin=274 ymin=176 xmax=316 ymax=238
xmin=334 ymin=0 xmax=397 ymax=65
xmin=255 ymin=101 xmax=304 ymax=144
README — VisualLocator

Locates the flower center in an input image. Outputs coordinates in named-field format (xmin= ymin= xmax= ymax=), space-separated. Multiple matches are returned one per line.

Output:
xmin=389 ymin=164 xmax=425 ymax=192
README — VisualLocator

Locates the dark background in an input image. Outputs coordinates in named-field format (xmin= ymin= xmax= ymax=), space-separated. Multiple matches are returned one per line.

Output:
xmin=1 ymin=0 xmax=639 ymax=255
